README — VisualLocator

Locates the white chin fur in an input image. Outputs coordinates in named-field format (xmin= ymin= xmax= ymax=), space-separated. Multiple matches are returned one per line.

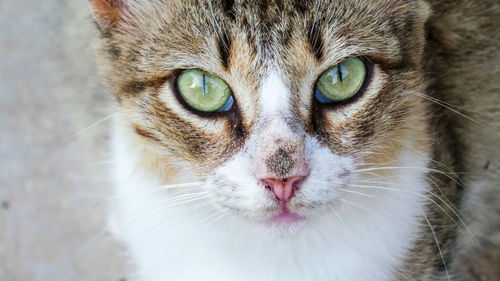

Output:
xmin=110 ymin=127 xmax=429 ymax=281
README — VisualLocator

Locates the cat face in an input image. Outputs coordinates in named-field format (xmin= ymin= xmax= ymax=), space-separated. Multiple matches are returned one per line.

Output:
xmin=93 ymin=0 xmax=431 ymax=232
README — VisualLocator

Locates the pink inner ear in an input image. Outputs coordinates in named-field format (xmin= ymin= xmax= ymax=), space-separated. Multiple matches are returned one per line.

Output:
xmin=91 ymin=0 xmax=127 ymax=23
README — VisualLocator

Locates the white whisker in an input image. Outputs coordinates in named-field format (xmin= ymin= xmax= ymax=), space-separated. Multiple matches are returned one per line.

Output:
xmin=122 ymin=193 xmax=211 ymax=227
xmin=413 ymin=93 xmax=483 ymax=125
xmin=328 ymin=205 xmax=346 ymax=228
xmin=337 ymin=187 xmax=373 ymax=198
xmin=338 ymin=198 xmax=370 ymax=213
xmin=47 ymin=111 xmax=124 ymax=151
xmin=421 ymin=208 xmax=452 ymax=281
xmin=348 ymin=183 xmax=478 ymax=243
xmin=199 ymin=210 xmax=229 ymax=232
xmin=156 ymin=182 xmax=205 ymax=190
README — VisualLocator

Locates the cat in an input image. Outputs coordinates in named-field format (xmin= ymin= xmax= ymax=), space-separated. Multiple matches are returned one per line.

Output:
xmin=89 ymin=0 xmax=500 ymax=280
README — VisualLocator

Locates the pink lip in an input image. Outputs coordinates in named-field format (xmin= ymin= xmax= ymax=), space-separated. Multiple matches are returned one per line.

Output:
xmin=271 ymin=208 xmax=304 ymax=224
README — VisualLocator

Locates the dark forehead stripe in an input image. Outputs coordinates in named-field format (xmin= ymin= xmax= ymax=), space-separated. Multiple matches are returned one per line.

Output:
xmin=293 ymin=0 xmax=315 ymax=14
xmin=308 ymin=22 xmax=324 ymax=60
xmin=210 ymin=0 xmax=236 ymax=70
xmin=306 ymin=0 xmax=324 ymax=60
xmin=221 ymin=0 xmax=236 ymax=20
xmin=217 ymin=31 xmax=232 ymax=70
xmin=235 ymin=0 xmax=324 ymax=60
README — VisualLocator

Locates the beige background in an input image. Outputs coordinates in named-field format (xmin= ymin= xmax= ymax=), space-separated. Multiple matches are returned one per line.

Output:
xmin=0 ymin=1 xmax=128 ymax=280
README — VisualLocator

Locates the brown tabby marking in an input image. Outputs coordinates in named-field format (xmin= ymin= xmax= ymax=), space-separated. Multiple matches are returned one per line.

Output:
xmin=90 ymin=0 xmax=500 ymax=280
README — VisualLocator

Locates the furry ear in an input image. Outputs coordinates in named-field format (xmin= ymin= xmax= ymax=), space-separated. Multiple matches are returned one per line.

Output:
xmin=89 ymin=0 xmax=128 ymax=25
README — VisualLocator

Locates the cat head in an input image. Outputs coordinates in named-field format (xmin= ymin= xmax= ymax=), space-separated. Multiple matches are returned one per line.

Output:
xmin=91 ymin=0 xmax=432 ymax=232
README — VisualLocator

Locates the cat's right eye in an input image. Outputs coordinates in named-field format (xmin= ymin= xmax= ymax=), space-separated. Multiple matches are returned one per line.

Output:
xmin=176 ymin=69 xmax=234 ymax=113
xmin=314 ymin=57 xmax=367 ymax=104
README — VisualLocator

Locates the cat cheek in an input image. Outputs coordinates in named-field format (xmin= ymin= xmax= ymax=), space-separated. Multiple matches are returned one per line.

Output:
xmin=292 ymin=144 xmax=355 ymax=206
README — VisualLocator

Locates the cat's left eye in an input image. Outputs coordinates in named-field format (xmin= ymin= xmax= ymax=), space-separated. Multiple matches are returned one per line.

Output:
xmin=176 ymin=69 xmax=234 ymax=113
xmin=315 ymin=57 xmax=367 ymax=104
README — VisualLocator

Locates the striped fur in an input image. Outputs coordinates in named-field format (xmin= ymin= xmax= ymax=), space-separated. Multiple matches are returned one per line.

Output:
xmin=90 ymin=1 xmax=500 ymax=280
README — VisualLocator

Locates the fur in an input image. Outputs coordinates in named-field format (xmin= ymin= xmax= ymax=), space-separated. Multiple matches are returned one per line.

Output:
xmin=90 ymin=0 xmax=500 ymax=280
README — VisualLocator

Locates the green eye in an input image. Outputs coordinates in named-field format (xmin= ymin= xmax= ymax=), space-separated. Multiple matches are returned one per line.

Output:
xmin=315 ymin=57 xmax=367 ymax=103
xmin=176 ymin=69 xmax=233 ymax=112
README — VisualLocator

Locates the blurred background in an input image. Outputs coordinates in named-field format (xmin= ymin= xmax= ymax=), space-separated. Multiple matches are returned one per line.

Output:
xmin=0 ymin=1 xmax=128 ymax=280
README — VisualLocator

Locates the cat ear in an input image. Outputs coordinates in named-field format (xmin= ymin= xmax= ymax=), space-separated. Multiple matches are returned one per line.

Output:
xmin=89 ymin=0 xmax=128 ymax=26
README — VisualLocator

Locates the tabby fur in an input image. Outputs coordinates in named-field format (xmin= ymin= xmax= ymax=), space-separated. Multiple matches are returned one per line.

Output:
xmin=90 ymin=1 xmax=500 ymax=280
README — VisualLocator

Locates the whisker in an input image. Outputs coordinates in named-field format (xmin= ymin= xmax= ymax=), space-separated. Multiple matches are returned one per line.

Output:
xmin=356 ymin=166 xmax=453 ymax=175
xmin=328 ymin=205 xmax=347 ymax=228
xmin=191 ymin=200 xmax=213 ymax=211
xmin=423 ymin=174 xmax=449 ymax=203
xmin=137 ymin=206 xmax=221 ymax=252
xmin=121 ymin=193 xmax=211 ymax=227
xmin=357 ymin=173 xmax=465 ymax=218
xmin=114 ymin=183 xmax=205 ymax=199
xmin=338 ymin=198 xmax=370 ymax=213
xmin=413 ymin=93 xmax=482 ymax=125
xmin=156 ymin=182 xmax=205 ymax=190
xmin=198 ymin=210 xmax=229 ymax=232
xmin=421 ymin=208 xmax=452 ymax=281
xmin=46 ymin=111 xmax=124 ymax=151
xmin=74 ymin=227 xmax=109 ymax=255
xmin=336 ymin=187 xmax=373 ymax=198
xmin=359 ymin=164 xmax=472 ymax=228
xmin=415 ymin=93 xmax=480 ymax=113
xmin=348 ymin=183 xmax=457 ymax=221
xmin=371 ymin=139 xmax=469 ymax=188
xmin=356 ymin=166 xmax=464 ymax=188
xmin=348 ymin=183 xmax=478 ymax=243
xmin=149 ymin=192 xmax=211 ymax=208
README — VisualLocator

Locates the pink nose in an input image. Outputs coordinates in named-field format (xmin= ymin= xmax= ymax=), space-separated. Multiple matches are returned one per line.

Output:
xmin=261 ymin=176 xmax=305 ymax=203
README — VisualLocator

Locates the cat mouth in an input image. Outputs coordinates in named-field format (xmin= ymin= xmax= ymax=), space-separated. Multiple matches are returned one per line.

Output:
xmin=269 ymin=207 xmax=305 ymax=224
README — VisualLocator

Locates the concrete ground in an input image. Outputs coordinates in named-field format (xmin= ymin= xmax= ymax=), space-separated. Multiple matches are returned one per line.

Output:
xmin=0 ymin=1 xmax=128 ymax=280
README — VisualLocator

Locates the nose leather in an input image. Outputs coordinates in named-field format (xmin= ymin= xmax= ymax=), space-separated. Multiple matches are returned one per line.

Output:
xmin=261 ymin=176 xmax=305 ymax=202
